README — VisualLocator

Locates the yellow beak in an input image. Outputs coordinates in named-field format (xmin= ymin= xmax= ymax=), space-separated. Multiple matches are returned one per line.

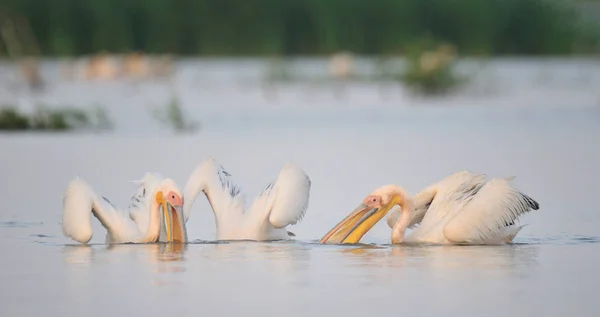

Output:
xmin=156 ymin=191 xmax=187 ymax=243
xmin=319 ymin=196 xmax=399 ymax=244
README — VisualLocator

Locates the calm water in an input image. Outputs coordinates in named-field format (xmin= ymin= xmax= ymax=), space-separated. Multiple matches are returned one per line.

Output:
xmin=1 ymin=59 xmax=600 ymax=316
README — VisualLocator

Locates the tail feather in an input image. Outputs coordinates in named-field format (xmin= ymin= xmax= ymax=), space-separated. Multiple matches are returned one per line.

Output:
xmin=62 ymin=178 xmax=95 ymax=243
xmin=521 ymin=193 xmax=539 ymax=210
xmin=502 ymin=225 xmax=526 ymax=244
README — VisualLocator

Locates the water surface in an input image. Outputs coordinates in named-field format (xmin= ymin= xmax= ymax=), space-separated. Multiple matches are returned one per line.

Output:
xmin=1 ymin=59 xmax=600 ymax=316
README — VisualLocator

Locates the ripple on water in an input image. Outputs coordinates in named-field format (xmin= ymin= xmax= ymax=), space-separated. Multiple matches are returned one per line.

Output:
xmin=0 ymin=221 xmax=44 ymax=228
xmin=516 ymin=234 xmax=600 ymax=245
xmin=27 ymin=233 xmax=600 ymax=249
xmin=299 ymin=235 xmax=600 ymax=248
xmin=30 ymin=234 xmax=53 ymax=238
xmin=187 ymin=239 xmax=231 ymax=245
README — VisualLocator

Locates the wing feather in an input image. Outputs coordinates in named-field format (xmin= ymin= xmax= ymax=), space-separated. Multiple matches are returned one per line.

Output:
xmin=386 ymin=171 xmax=486 ymax=229
xmin=249 ymin=163 xmax=311 ymax=228
xmin=443 ymin=178 xmax=540 ymax=244
xmin=386 ymin=198 xmax=432 ymax=229
xmin=127 ymin=172 xmax=163 ymax=231
xmin=62 ymin=178 xmax=127 ymax=243
xmin=183 ymin=157 xmax=245 ymax=222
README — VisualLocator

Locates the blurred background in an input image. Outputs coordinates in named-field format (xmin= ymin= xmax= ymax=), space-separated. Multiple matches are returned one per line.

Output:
xmin=0 ymin=0 xmax=599 ymax=132
xmin=2 ymin=2 xmax=600 ymax=316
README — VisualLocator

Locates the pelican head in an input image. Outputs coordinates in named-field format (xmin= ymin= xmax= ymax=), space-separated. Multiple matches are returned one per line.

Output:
xmin=319 ymin=185 xmax=406 ymax=244
xmin=155 ymin=179 xmax=187 ymax=243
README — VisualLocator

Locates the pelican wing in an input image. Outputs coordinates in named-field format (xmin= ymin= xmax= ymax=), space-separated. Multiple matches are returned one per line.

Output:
xmin=249 ymin=163 xmax=311 ymax=228
xmin=386 ymin=192 xmax=434 ymax=229
xmin=442 ymin=177 xmax=540 ymax=244
xmin=127 ymin=172 xmax=163 ymax=231
xmin=386 ymin=171 xmax=486 ymax=229
xmin=62 ymin=178 xmax=138 ymax=243
xmin=183 ymin=157 xmax=245 ymax=222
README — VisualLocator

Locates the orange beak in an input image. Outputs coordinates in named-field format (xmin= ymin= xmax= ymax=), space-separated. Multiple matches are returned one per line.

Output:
xmin=319 ymin=195 xmax=400 ymax=244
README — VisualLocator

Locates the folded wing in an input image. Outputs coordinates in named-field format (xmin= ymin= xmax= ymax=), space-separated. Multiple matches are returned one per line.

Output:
xmin=442 ymin=177 xmax=540 ymax=244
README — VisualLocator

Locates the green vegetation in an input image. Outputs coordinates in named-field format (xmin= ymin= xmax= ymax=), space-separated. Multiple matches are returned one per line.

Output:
xmin=0 ymin=105 xmax=113 ymax=131
xmin=400 ymin=39 xmax=467 ymax=95
xmin=0 ymin=0 xmax=598 ymax=57
xmin=152 ymin=95 xmax=199 ymax=133
xmin=0 ymin=98 xmax=201 ymax=133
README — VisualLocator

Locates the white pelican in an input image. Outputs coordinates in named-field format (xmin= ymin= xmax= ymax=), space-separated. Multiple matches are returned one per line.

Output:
xmin=319 ymin=171 xmax=540 ymax=245
xmin=62 ymin=172 xmax=187 ymax=244
xmin=182 ymin=157 xmax=311 ymax=241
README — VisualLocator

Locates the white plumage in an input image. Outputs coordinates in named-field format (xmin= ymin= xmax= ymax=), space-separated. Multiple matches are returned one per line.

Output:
xmin=183 ymin=157 xmax=311 ymax=241
xmin=386 ymin=171 xmax=540 ymax=245
xmin=62 ymin=172 xmax=185 ymax=244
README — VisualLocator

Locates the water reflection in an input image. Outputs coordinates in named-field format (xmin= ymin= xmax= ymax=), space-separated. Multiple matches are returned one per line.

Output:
xmin=149 ymin=243 xmax=187 ymax=276
xmin=332 ymin=243 xmax=540 ymax=273
xmin=205 ymin=240 xmax=309 ymax=259
xmin=62 ymin=244 xmax=94 ymax=265
xmin=197 ymin=241 xmax=312 ymax=286
xmin=62 ymin=242 xmax=188 ymax=266
xmin=151 ymin=243 xmax=187 ymax=262
xmin=60 ymin=240 xmax=541 ymax=292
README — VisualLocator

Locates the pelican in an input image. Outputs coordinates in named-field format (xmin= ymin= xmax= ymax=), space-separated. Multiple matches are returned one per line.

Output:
xmin=182 ymin=157 xmax=311 ymax=241
xmin=319 ymin=171 xmax=540 ymax=245
xmin=62 ymin=172 xmax=187 ymax=244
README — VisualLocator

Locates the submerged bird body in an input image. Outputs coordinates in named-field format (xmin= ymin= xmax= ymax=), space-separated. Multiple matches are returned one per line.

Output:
xmin=320 ymin=171 xmax=540 ymax=245
xmin=183 ymin=158 xmax=311 ymax=241
xmin=62 ymin=172 xmax=187 ymax=244
xmin=387 ymin=171 xmax=540 ymax=245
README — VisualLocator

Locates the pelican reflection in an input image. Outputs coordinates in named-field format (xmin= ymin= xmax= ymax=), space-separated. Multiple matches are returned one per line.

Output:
xmin=333 ymin=243 xmax=540 ymax=273
xmin=203 ymin=241 xmax=311 ymax=284
xmin=62 ymin=242 xmax=188 ymax=266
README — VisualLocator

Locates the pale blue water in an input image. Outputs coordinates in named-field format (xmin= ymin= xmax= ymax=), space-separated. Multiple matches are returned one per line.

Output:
xmin=1 ymin=59 xmax=599 ymax=317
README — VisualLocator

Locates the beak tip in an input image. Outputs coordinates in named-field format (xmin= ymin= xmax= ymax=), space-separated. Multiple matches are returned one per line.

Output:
xmin=321 ymin=203 xmax=388 ymax=244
